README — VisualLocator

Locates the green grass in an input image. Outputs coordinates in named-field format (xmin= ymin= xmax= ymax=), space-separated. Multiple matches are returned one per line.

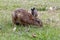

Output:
xmin=0 ymin=0 xmax=60 ymax=40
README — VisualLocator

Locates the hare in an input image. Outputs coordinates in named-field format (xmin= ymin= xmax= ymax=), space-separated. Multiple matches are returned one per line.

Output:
xmin=12 ymin=8 xmax=43 ymax=27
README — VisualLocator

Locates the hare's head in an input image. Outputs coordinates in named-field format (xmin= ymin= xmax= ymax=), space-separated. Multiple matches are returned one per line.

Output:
xmin=34 ymin=18 xmax=43 ymax=27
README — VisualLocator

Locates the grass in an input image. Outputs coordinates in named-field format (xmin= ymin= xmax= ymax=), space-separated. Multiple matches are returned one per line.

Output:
xmin=0 ymin=0 xmax=60 ymax=40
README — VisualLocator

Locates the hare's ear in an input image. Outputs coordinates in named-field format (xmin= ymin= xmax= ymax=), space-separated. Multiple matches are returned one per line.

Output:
xmin=33 ymin=7 xmax=35 ymax=9
xmin=31 ymin=8 xmax=33 ymax=11
xmin=31 ymin=7 xmax=35 ymax=10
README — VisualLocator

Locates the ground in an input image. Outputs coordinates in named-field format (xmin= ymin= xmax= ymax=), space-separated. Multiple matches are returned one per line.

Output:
xmin=0 ymin=0 xmax=60 ymax=40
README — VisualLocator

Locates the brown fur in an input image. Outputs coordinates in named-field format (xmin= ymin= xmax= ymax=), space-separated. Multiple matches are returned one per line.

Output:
xmin=12 ymin=8 xmax=43 ymax=27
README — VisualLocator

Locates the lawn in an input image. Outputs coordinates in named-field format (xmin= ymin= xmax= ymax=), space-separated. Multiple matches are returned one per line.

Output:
xmin=0 ymin=0 xmax=60 ymax=40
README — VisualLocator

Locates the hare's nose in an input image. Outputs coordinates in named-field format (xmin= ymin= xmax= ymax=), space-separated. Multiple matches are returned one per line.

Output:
xmin=16 ymin=22 xmax=19 ymax=25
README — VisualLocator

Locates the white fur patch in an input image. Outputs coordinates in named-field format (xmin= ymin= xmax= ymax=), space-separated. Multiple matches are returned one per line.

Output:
xmin=18 ymin=13 xmax=23 ymax=17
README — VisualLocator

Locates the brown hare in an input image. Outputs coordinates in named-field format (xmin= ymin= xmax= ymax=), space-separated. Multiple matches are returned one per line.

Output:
xmin=12 ymin=8 xmax=43 ymax=27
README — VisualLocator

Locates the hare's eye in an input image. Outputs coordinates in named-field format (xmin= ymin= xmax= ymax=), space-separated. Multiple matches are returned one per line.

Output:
xmin=37 ymin=21 xmax=40 ymax=23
